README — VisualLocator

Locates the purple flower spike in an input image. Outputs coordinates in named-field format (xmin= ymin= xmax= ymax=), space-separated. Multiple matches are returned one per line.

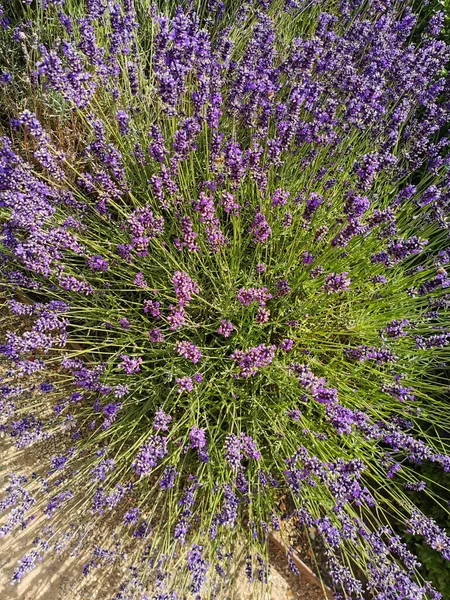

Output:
xmin=132 ymin=435 xmax=168 ymax=476
xmin=279 ymin=338 xmax=293 ymax=352
xmin=322 ymin=272 xmax=351 ymax=294
xmin=118 ymin=355 xmax=142 ymax=374
xmin=172 ymin=271 xmax=199 ymax=306
xmin=176 ymin=376 xmax=194 ymax=394
xmin=153 ymin=410 xmax=172 ymax=431
xmin=175 ymin=340 xmax=201 ymax=363
xmin=230 ymin=344 xmax=276 ymax=378
xmin=217 ymin=319 xmax=234 ymax=338
xmin=189 ymin=427 xmax=206 ymax=449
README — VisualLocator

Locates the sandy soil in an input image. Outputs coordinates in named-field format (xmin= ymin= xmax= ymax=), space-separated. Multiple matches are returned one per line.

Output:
xmin=0 ymin=536 xmax=327 ymax=600
xmin=0 ymin=382 xmax=326 ymax=600
xmin=0 ymin=504 xmax=327 ymax=600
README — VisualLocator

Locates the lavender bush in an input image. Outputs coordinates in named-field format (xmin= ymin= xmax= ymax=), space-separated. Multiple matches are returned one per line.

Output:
xmin=1 ymin=0 xmax=450 ymax=598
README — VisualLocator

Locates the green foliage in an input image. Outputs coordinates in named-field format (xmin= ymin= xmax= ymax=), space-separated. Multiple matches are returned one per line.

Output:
xmin=403 ymin=463 xmax=450 ymax=597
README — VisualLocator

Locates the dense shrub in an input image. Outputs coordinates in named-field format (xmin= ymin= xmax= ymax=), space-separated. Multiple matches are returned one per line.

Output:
xmin=1 ymin=1 xmax=450 ymax=598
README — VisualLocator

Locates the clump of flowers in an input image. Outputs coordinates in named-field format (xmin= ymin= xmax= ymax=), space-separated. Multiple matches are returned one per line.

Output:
xmin=1 ymin=1 xmax=450 ymax=599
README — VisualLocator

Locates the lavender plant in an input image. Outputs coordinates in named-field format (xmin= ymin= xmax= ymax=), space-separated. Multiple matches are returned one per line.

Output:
xmin=1 ymin=0 xmax=450 ymax=598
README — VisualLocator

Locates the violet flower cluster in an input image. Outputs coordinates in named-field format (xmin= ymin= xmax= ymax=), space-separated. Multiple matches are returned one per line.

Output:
xmin=1 ymin=1 xmax=450 ymax=598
